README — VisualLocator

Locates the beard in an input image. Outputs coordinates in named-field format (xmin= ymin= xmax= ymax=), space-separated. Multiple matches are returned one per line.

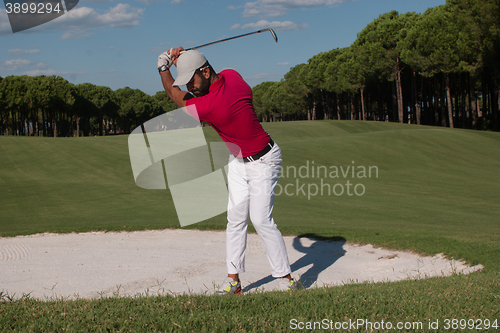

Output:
xmin=191 ymin=73 xmax=211 ymax=97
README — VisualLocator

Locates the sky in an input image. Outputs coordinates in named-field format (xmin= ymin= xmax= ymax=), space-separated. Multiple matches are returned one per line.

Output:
xmin=1 ymin=0 xmax=446 ymax=96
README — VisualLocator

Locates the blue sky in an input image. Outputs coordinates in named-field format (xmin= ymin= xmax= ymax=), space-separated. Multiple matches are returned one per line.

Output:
xmin=1 ymin=0 xmax=445 ymax=96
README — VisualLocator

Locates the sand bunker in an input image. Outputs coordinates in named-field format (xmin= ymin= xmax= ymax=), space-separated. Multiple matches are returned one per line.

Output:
xmin=0 ymin=229 xmax=483 ymax=300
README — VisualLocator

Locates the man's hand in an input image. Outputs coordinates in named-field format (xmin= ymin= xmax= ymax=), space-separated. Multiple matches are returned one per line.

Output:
xmin=158 ymin=48 xmax=174 ymax=71
xmin=169 ymin=47 xmax=184 ymax=66
xmin=157 ymin=47 xmax=185 ymax=71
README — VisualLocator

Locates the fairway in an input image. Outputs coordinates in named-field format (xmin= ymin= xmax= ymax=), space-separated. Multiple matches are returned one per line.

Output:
xmin=1 ymin=120 xmax=499 ymax=271
xmin=1 ymin=120 xmax=499 ymax=331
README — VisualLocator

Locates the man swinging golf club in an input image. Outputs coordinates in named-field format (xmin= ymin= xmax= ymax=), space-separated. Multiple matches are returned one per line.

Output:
xmin=157 ymin=45 xmax=297 ymax=294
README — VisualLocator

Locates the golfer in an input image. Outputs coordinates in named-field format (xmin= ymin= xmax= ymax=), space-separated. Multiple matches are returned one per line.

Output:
xmin=157 ymin=48 xmax=297 ymax=294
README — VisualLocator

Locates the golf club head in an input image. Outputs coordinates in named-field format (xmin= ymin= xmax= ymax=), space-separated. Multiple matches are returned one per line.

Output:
xmin=268 ymin=28 xmax=278 ymax=43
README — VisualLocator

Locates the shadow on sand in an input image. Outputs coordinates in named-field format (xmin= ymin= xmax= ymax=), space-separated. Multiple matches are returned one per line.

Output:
xmin=243 ymin=234 xmax=346 ymax=292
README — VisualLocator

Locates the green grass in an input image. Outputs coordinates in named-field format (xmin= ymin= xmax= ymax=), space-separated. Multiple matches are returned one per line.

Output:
xmin=1 ymin=120 xmax=499 ymax=332
xmin=1 ymin=273 xmax=499 ymax=332
xmin=0 ymin=135 xmax=179 ymax=235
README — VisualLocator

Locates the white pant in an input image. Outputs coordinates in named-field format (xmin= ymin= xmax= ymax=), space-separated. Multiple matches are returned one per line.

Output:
xmin=226 ymin=143 xmax=291 ymax=278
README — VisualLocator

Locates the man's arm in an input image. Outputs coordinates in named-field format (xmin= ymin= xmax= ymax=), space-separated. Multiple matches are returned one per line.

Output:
xmin=158 ymin=47 xmax=194 ymax=108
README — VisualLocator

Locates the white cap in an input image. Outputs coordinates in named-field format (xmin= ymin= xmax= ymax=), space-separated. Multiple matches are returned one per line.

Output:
xmin=173 ymin=50 xmax=208 ymax=87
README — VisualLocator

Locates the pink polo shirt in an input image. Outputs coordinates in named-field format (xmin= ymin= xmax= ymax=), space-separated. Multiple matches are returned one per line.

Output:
xmin=185 ymin=69 xmax=270 ymax=158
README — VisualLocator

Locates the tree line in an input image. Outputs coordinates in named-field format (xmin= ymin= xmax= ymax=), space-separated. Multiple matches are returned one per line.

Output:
xmin=1 ymin=0 xmax=498 ymax=137
xmin=0 ymin=75 xmax=177 ymax=137
xmin=253 ymin=0 xmax=500 ymax=131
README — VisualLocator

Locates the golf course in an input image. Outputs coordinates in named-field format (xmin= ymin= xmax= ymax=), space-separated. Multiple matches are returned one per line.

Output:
xmin=1 ymin=120 xmax=499 ymax=331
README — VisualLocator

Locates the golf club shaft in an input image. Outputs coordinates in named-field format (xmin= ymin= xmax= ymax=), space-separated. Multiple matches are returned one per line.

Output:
xmin=184 ymin=28 xmax=278 ymax=51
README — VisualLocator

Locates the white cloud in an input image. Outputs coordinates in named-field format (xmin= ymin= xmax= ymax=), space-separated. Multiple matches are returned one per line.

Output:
xmin=22 ymin=69 xmax=86 ymax=76
xmin=7 ymin=48 xmax=41 ymax=55
xmin=235 ymin=19 xmax=307 ymax=31
xmin=0 ymin=59 xmax=48 ymax=71
xmin=171 ymin=0 xmax=183 ymax=4
xmin=136 ymin=0 xmax=160 ymax=5
xmin=244 ymin=72 xmax=277 ymax=80
xmin=0 ymin=58 xmax=86 ymax=79
xmin=50 ymin=4 xmax=144 ymax=38
xmin=277 ymin=62 xmax=289 ymax=65
xmin=60 ymin=30 xmax=94 ymax=39
xmin=94 ymin=3 xmax=144 ymax=28
xmin=242 ymin=0 xmax=356 ymax=17
xmin=2 ymin=59 xmax=32 ymax=70
xmin=0 ymin=4 xmax=144 ymax=38
xmin=35 ymin=62 xmax=49 ymax=69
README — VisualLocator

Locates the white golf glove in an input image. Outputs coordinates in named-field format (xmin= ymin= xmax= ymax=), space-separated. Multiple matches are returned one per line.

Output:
xmin=158 ymin=48 xmax=174 ymax=72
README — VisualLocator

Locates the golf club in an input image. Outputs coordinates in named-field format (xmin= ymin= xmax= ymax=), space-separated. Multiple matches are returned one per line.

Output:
xmin=183 ymin=28 xmax=278 ymax=52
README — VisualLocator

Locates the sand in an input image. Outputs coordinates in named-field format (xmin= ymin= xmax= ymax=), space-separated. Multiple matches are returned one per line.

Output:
xmin=0 ymin=229 xmax=483 ymax=300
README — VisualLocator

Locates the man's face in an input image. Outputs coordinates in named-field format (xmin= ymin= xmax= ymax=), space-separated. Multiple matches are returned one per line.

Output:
xmin=186 ymin=67 xmax=210 ymax=97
